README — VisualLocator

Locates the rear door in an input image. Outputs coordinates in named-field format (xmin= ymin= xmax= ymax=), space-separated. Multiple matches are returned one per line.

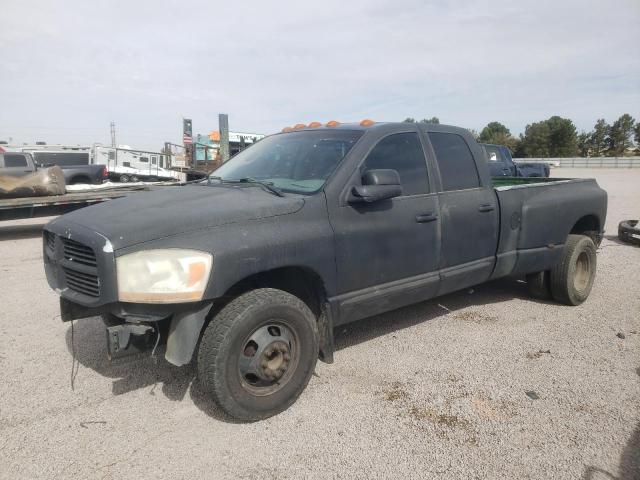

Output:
xmin=427 ymin=132 xmax=499 ymax=294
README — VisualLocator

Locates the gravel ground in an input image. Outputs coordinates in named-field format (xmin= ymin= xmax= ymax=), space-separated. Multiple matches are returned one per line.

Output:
xmin=1 ymin=168 xmax=638 ymax=480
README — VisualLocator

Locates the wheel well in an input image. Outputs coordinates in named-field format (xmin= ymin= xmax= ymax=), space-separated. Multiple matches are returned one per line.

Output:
xmin=570 ymin=215 xmax=601 ymax=243
xmin=222 ymin=267 xmax=327 ymax=318
xmin=69 ymin=175 xmax=91 ymax=184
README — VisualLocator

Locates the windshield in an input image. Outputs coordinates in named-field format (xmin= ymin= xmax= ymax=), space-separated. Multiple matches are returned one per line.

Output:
xmin=210 ymin=130 xmax=363 ymax=194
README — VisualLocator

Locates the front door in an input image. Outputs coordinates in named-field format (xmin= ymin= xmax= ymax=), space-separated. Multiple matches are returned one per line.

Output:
xmin=328 ymin=131 xmax=441 ymax=324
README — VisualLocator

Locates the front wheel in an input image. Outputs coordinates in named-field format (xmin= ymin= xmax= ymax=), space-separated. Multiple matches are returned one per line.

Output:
xmin=550 ymin=234 xmax=597 ymax=305
xmin=197 ymin=288 xmax=318 ymax=421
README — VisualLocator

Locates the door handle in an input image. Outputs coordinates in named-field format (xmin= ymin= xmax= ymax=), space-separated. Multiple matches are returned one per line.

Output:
xmin=415 ymin=213 xmax=438 ymax=223
xmin=478 ymin=204 xmax=495 ymax=212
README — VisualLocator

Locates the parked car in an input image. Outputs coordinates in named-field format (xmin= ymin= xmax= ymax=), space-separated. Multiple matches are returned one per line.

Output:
xmin=0 ymin=151 xmax=106 ymax=185
xmin=43 ymin=121 xmax=607 ymax=421
xmin=481 ymin=143 xmax=550 ymax=177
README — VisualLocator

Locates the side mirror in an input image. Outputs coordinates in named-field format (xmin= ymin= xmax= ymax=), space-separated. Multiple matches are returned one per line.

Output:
xmin=349 ymin=169 xmax=402 ymax=203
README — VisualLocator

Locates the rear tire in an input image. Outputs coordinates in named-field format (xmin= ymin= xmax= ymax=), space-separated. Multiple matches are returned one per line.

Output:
xmin=119 ymin=174 xmax=130 ymax=183
xmin=550 ymin=234 xmax=597 ymax=305
xmin=526 ymin=271 xmax=551 ymax=300
xmin=130 ymin=175 xmax=139 ymax=182
xmin=197 ymin=288 xmax=318 ymax=421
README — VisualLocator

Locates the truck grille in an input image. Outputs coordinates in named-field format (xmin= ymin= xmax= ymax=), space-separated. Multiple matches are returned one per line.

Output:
xmin=44 ymin=231 xmax=102 ymax=299
xmin=44 ymin=231 xmax=55 ymax=251
xmin=62 ymin=238 xmax=98 ymax=268
xmin=62 ymin=266 xmax=100 ymax=297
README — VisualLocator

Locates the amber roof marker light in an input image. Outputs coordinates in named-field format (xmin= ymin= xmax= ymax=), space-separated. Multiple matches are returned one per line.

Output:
xmin=325 ymin=120 xmax=340 ymax=127
xmin=293 ymin=123 xmax=307 ymax=130
xmin=360 ymin=119 xmax=375 ymax=127
xmin=308 ymin=121 xmax=322 ymax=128
xmin=281 ymin=127 xmax=293 ymax=133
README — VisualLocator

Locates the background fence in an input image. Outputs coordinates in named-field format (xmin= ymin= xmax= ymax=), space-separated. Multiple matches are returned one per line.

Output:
xmin=513 ymin=157 xmax=640 ymax=168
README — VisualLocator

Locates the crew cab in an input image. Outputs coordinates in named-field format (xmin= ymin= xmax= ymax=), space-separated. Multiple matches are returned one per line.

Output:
xmin=43 ymin=121 xmax=607 ymax=420
xmin=481 ymin=143 xmax=550 ymax=178
xmin=0 ymin=151 xmax=106 ymax=185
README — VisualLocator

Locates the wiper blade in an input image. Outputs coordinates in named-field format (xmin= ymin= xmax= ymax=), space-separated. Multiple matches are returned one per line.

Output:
xmin=208 ymin=176 xmax=284 ymax=197
xmin=238 ymin=177 xmax=285 ymax=197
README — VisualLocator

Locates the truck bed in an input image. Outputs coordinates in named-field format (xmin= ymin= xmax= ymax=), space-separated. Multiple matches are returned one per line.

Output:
xmin=490 ymin=176 xmax=607 ymax=279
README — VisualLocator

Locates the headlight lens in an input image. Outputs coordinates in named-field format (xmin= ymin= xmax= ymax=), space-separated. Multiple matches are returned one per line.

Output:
xmin=116 ymin=249 xmax=213 ymax=303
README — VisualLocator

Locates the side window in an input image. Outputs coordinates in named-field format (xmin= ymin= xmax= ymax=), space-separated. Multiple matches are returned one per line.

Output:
xmin=4 ymin=154 xmax=28 ymax=168
xmin=483 ymin=145 xmax=501 ymax=162
xmin=360 ymin=132 xmax=428 ymax=196
xmin=139 ymin=156 xmax=149 ymax=163
xmin=123 ymin=161 xmax=131 ymax=167
xmin=429 ymin=133 xmax=480 ymax=191
xmin=151 ymin=156 xmax=157 ymax=165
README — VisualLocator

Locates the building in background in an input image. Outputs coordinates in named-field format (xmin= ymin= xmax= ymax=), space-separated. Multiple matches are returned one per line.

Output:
xmin=195 ymin=130 xmax=265 ymax=163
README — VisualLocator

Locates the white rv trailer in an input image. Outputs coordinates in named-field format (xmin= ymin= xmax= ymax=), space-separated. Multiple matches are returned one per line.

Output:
xmin=3 ymin=143 xmax=184 ymax=182
xmin=92 ymin=146 xmax=185 ymax=182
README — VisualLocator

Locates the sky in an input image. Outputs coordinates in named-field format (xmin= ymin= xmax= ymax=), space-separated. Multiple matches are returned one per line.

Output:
xmin=1 ymin=0 xmax=639 ymax=150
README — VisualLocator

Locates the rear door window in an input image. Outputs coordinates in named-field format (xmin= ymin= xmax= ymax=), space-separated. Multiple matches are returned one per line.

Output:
xmin=4 ymin=154 xmax=29 ymax=168
xmin=360 ymin=132 xmax=429 ymax=196
xmin=429 ymin=132 xmax=480 ymax=191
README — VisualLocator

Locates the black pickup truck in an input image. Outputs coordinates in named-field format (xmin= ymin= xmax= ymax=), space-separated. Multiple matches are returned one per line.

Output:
xmin=43 ymin=121 xmax=607 ymax=420
xmin=0 ymin=151 xmax=106 ymax=185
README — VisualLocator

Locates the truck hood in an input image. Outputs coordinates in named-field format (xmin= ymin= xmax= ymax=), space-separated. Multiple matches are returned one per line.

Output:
xmin=51 ymin=184 xmax=304 ymax=250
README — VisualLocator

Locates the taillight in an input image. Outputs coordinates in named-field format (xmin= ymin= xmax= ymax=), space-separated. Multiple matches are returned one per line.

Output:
xmin=102 ymin=167 xmax=108 ymax=178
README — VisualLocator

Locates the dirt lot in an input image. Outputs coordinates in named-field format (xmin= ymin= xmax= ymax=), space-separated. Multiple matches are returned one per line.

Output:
xmin=1 ymin=168 xmax=638 ymax=480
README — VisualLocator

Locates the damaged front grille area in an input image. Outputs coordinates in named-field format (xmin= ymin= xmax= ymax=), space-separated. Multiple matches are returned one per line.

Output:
xmin=43 ymin=230 xmax=101 ymax=299
xmin=62 ymin=266 xmax=100 ymax=297
xmin=62 ymin=237 xmax=98 ymax=268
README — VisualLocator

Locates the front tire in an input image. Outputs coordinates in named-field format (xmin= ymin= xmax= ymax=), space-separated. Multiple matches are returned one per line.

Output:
xmin=550 ymin=234 xmax=597 ymax=305
xmin=197 ymin=288 xmax=319 ymax=421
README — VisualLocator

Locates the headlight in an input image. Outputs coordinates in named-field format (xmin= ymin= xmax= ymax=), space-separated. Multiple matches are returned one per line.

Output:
xmin=116 ymin=249 xmax=213 ymax=303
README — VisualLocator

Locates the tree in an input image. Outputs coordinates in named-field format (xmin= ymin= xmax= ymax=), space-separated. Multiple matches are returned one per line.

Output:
xmin=402 ymin=116 xmax=439 ymax=124
xmin=420 ymin=117 xmax=440 ymax=124
xmin=519 ymin=121 xmax=551 ymax=157
xmin=479 ymin=121 xmax=519 ymax=151
xmin=577 ymin=132 xmax=591 ymax=157
xmin=546 ymin=116 xmax=578 ymax=157
xmin=608 ymin=113 xmax=636 ymax=156
xmin=635 ymin=123 xmax=640 ymax=145
xmin=479 ymin=122 xmax=510 ymax=143
xmin=589 ymin=119 xmax=609 ymax=157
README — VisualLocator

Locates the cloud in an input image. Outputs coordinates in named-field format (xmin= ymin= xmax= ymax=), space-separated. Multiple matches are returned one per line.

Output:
xmin=0 ymin=0 xmax=638 ymax=148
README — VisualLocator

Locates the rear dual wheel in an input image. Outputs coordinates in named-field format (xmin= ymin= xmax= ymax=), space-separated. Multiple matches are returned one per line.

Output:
xmin=197 ymin=288 xmax=318 ymax=421
xmin=527 ymin=234 xmax=597 ymax=306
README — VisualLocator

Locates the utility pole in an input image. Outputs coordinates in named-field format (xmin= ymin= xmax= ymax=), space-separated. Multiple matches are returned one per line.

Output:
xmin=110 ymin=121 xmax=116 ymax=147
xmin=183 ymin=118 xmax=194 ymax=169
xmin=219 ymin=114 xmax=230 ymax=163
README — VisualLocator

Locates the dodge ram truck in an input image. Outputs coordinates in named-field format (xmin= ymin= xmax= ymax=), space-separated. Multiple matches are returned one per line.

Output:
xmin=43 ymin=121 xmax=607 ymax=420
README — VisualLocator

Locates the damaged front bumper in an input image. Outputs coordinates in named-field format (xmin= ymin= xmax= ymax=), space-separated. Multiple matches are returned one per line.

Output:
xmin=60 ymin=297 xmax=213 ymax=366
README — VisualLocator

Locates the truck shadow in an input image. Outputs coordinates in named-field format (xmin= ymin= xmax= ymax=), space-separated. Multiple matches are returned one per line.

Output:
xmin=63 ymin=316 xmax=244 ymax=422
xmin=64 ymin=276 xmax=549 ymax=423
xmin=333 ymin=276 xmax=546 ymax=351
